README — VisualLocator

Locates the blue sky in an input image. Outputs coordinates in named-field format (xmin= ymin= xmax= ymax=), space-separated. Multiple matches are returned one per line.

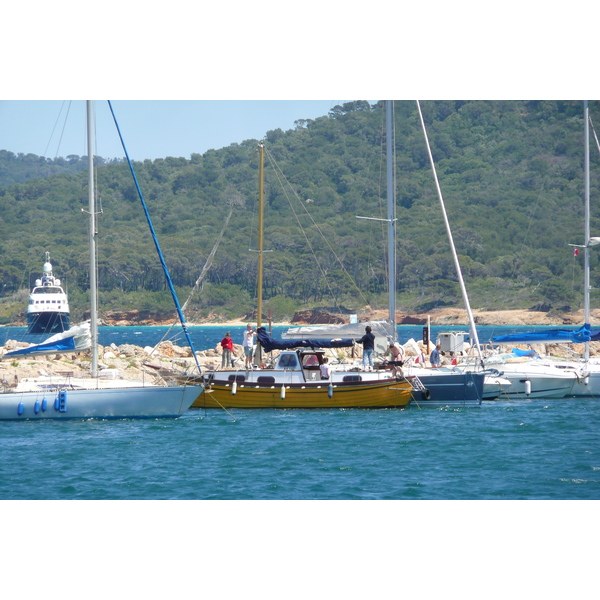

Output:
xmin=2 ymin=6 xmax=594 ymax=164
xmin=0 ymin=100 xmax=358 ymax=161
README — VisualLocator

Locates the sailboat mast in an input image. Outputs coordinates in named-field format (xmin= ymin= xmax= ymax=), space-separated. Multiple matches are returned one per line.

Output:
xmin=257 ymin=143 xmax=265 ymax=328
xmin=386 ymin=101 xmax=397 ymax=337
xmin=86 ymin=100 xmax=98 ymax=377
xmin=584 ymin=100 xmax=591 ymax=361
xmin=253 ymin=143 xmax=265 ymax=367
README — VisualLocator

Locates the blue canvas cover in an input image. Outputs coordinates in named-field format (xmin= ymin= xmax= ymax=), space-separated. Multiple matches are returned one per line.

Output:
xmin=492 ymin=324 xmax=591 ymax=344
xmin=256 ymin=327 xmax=353 ymax=353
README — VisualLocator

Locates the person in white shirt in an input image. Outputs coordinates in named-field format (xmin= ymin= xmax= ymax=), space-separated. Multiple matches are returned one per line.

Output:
xmin=242 ymin=324 xmax=256 ymax=368
xmin=320 ymin=357 xmax=330 ymax=380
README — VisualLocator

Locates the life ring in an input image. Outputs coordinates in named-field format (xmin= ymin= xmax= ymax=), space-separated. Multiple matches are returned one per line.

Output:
xmin=421 ymin=389 xmax=431 ymax=401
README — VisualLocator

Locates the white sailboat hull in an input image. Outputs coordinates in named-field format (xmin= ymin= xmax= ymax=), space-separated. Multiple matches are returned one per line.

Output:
xmin=482 ymin=374 xmax=513 ymax=400
xmin=532 ymin=359 xmax=600 ymax=397
xmin=0 ymin=385 xmax=200 ymax=420
xmin=460 ymin=358 xmax=578 ymax=399
xmin=569 ymin=374 xmax=600 ymax=396
xmin=493 ymin=366 xmax=576 ymax=399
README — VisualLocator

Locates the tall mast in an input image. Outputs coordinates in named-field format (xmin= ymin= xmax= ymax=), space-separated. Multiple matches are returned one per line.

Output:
xmin=584 ymin=100 xmax=591 ymax=361
xmin=257 ymin=143 xmax=265 ymax=328
xmin=254 ymin=143 xmax=265 ymax=367
xmin=86 ymin=100 xmax=98 ymax=377
xmin=355 ymin=102 xmax=397 ymax=341
xmin=416 ymin=100 xmax=483 ymax=362
xmin=386 ymin=100 xmax=397 ymax=337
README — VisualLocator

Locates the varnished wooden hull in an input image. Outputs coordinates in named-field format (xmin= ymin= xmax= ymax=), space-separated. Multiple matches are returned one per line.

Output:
xmin=193 ymin=379 xmax=412 ymax=409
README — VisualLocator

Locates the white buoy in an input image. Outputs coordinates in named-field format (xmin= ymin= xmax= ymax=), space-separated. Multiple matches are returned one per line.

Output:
xmin=328 ymin=382 xmax=334 ymax=398
xmin=232 ymin=380 xmax=237 ymax=395
xmin=280 ymin=384 xmax=286 ymax=399
xmin=524 ymin=380 xmax=531 ymax=395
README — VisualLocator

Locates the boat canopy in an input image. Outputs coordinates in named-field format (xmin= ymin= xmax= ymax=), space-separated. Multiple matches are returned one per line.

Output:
xmin=256 ymin=327 xmax=353 ymax=353
xmin=492 ymin=324 xmax=591 ymax=344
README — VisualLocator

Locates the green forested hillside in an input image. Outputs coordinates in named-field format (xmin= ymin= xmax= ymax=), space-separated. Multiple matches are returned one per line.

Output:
xmin=1 ymin=100 xmax=599 ymax=323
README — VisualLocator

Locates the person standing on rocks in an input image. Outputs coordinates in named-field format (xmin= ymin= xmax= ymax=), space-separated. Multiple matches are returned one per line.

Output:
xmin=220 ymin=332 xmax=234 ymax=369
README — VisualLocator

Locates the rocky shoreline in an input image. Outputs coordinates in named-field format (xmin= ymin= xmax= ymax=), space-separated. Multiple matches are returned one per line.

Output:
xmin=6 ymin=306 xmax=596 ymax=328
xmin=110 ymin=306 xmax=600 ymax=327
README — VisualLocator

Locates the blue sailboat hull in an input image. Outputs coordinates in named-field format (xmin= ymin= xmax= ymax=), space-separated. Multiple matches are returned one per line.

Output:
xmin=409 ymin=370 xmax=485 ymax=407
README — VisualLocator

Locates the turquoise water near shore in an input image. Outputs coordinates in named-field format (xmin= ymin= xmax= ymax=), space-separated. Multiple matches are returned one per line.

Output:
xmin=1 ymin=322 xmax=575 ymax=353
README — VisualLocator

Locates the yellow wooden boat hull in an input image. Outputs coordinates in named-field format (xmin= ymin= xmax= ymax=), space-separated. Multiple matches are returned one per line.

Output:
xmin=192 ymin=379 xmax=412 ymax=409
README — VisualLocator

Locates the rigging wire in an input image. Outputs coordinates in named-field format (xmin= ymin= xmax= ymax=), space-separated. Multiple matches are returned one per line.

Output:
xmin=42 ymin=101 xmax=66 ymax=159
xmin=359 ymin=111 xmax=389 ymax=303
xmin=156 ymin=204 xmax=235 ymax=347
xmin=182 ymin=205 xmax=234 ymax=313
xmin=590 ymin=114 xmax=600 ymax=156
xmin=53 ymin=101 xmax=72 ymax=160
xmin=377 ymin=109 xmax=389 ymax=290
xmin=263 ymin=145 xmax=372 ymax=309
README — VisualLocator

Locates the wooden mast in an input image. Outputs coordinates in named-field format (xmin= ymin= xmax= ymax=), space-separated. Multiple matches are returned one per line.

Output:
xmin=255 ymin=143 xmax=265 ymax=366
xmin=257 ymin=143 xmax=264 ymax=328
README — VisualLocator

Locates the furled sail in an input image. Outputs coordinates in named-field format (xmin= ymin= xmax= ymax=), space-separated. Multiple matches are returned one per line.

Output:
xmin=2 ymin=323 xmax=91 ymax=358
xmin=282 ymin=320 xmax=395 ymax=340
xmin=256 ymin=327 xmax=353 ymax=353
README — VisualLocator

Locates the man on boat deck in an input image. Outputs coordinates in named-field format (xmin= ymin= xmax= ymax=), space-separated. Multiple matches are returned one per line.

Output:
xmin=430 ymin=344 xmax=442 ymax=368
xmin=385 ymin=342 xmax=405 ymax=375
xmin=356 ymin=326 xmax=375 ymax=370
xmin=242 ymin=324 xmax=256 ymax=368
xmin=320 ymin=357 xmax=330 ymax=380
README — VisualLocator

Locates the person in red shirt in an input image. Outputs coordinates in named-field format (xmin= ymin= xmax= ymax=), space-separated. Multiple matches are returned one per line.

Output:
xmin=220 ymin=332 xmax=234 ymax=368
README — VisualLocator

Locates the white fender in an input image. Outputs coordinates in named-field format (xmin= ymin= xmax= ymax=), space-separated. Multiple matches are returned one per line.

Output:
xmin=280 ymin=384 xmax=286 ymax=399
xmin=232 ymin=380 xmax=237 ymax=395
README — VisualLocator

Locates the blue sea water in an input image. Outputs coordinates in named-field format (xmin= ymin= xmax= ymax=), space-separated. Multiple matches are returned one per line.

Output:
xmin=2 ymin=398 xmax=599 ymax=500
xmin=1 ymin=324 xmax=599 ymax=500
